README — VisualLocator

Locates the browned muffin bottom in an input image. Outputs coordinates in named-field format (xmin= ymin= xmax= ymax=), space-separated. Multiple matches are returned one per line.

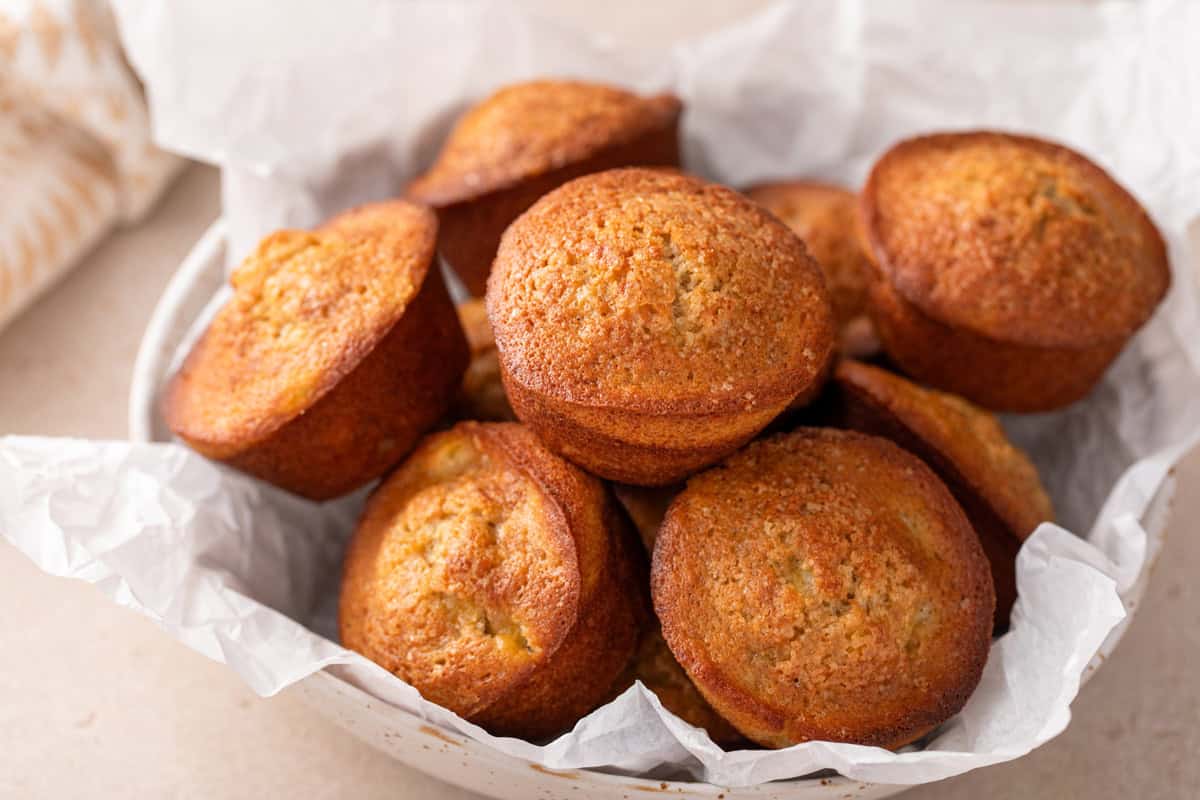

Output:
xmin=745 ymin=180 xmax=878 ymax=358
xmin=339 ymin=422 xmax=644 ymax=739
xmin=454 ymin=299 xmax=514 ymax=422
xmin=163 ymin=200 xmax=467 ymax=500
xmin=825 ymin=360 xmax=1054 ymax=631
xmin=611 ymin=628 xmax=747 ymax=748
xmin=861 ymin=131 xmax=1170 ymax=411
xmin=652 ymin=428 xmax=994 ymax=749
xmin=408 ymin=79 xmax=682 ymax=295
xmin=489 ymin=168 xmax=835 ymax=486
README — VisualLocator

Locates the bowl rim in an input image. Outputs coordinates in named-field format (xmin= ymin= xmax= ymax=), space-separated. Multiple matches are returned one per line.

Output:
xmin=127 ymin=218 xmax=1173 ymax=797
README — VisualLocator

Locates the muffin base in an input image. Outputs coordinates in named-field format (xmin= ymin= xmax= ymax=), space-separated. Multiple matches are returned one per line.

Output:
xmin=868 ymin=279 xmax=1124 ymax=412
xmin=502 ymin=370 xmax=788 ymax=486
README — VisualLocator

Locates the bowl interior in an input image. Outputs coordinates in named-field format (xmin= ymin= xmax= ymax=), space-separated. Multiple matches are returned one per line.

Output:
xmin=126 ymin=220 xmax=1172 ymax=800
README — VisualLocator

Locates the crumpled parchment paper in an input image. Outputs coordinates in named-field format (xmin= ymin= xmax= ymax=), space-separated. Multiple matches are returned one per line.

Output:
xmin=3 ymin=0 xmax=1200 ymax=788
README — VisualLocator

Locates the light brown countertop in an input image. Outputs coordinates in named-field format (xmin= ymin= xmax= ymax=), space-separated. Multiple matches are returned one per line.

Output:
xmin=1 ymin=5 xmax=1198 ymax=797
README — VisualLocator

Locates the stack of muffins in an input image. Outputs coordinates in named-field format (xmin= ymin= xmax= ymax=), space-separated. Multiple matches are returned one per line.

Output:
xmin=164 ymin=79 xmax=1169 ymax=749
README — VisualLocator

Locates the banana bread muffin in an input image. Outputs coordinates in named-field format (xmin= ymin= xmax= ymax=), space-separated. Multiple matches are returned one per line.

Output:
xmin=616 ymin=628 xmax=746 ymax=747
xmin=339 ymin=421 xmax=645 ymax=739
xmin=745 ymin=180 xmax=878 ymax=358
xmin=860 ymin=131 xmax=1170 ymax=411
xmin=408 ymin=79 xmax=682 ymax=296
xmin=652 ymin=428 xmax=994 ymax=749
xmin=824 ymin=360 xmax=1053 ymax=630
xmin=455 ymin=299 xmax=514 ymax=421
xmin=489 ymin=168 xmax=836 ymax=486
xmin=164 ymin=201 xmax=467 ymax=500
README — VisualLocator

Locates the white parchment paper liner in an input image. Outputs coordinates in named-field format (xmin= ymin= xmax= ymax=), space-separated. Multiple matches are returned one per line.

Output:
xmin=3 ymin=0 xmax=1200 ymax=788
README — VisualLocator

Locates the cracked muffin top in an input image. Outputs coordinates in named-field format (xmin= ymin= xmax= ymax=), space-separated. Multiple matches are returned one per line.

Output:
xmin=488 ymin=168 xmax=835 ymax=414
xmin=745 ymin=180 xmax=872 ymax=328
xmin=339 ymin=422 xmax=612 ymax=718
xmin=164 ymin=200 xmax=434 ymax=456
xmin=830 ymin=360 xmax=1053 ymax=540
xmin=652 ymin=428 xmax=994 ymax=748
xmin=408 ymin=80 xmax=682 ymax=206
xmin=861 ymin=131 xmax=1169 ymax=348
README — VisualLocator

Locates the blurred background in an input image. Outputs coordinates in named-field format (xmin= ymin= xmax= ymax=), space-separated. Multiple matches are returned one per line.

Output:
xmin=0 ymin=1 xmax=1196 ymax=798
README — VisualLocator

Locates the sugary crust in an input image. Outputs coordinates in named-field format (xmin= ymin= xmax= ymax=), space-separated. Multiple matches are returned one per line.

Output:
xmin=164 ymin=201 xmax=468 ymax=499
xmin=339 ymin=422 xmax=643 ymax=739
xmin=827 ymin=360 xmax=1054 ymax=629
xmin=489 ymin=168 xmax=834 ymax=484
xmin=745 ymin=180 xmax=873 ymax=330
xmin=652 ymin=429 xmax=994 ymax=749
xmin=491 ymin=168 xmax=833 ymax=410
xmin=861 ymin=131 xmax=1169 ymax=349
xmin=868 ymin=278 xmax=1123 ymax=411
xmin=408 ymin=80 xmax=682 ymax=207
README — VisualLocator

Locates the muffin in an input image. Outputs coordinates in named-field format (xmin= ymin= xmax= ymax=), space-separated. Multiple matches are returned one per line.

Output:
xmin=339 ymin=421 xmax=645 ymax=739
xmin=455 ymin=298 xmax=514 ymax=421
xmin=652 ymin=429 xmax=994 ymax=749
xmin=823 ymin=360 xmax=1054 ymax=630
xmin=860 ymin=131 xmax=1170 ymax=411
xmin=408 ymin=79 xmax=682 ymax=296
xmin=489 ymin=168 xmax=836 ymax=486
xmin=613 ymin=484 xmax=678 ymax=552
xmin=616 ymin=628 xmax=746 ymax=748
xmin=745 ymin=180 xmax=878 ymax=358
xmin=164 ymin=201 xmax=468 ymax=500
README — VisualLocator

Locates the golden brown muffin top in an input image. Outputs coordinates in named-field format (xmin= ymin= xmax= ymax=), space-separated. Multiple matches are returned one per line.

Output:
xmin=408 ymin=80 xmax=682 ymax=206
xmin=861 ymin=131 xmax=1169 ymax=349
xmin=339 ymin=422 xmax=609 ymax=717
xmin=745 ymin=180 xmax=872 ymax=327
xmin=489 ymin=168 xmax=835 ymax=414
xmin=832 ymin=360 xmax=1053 ymax=539
xmin=164 ymin=201 xmax=434 ymax=456
xmin=652 ymin=428 xmax=994 ymax=748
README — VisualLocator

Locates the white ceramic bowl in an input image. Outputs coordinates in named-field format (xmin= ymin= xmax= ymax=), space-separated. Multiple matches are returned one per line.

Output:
xmin=128 ymin=220 xmax=1173 ymax=800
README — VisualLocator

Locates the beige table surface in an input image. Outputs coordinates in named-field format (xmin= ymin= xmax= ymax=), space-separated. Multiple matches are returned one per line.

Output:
xmin=2 ymin=4 xmax=1198 ymax=799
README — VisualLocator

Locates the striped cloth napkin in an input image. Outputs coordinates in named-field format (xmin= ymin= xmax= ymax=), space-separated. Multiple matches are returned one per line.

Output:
xmin=0 ymin=0 xmax=181 ymax=333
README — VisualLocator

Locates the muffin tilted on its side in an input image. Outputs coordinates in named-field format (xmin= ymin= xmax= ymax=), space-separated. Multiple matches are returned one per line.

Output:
xmin=339 ymin=421 xmax=646 ymax=740
xmin=745 ymin=180 xmax=878 ymax=359
xmin=408 ymin=80 xmax=682 ymax=295
xmin=823 ymin=360 xmax=1054 ymax=631
xmin=652 ymin=428 xmax=994 ymax=749
xmin=860 ymin=131 xmax=1170 ymax=411
xmin=163 ymin=200 xmax=468 ymax=500
xmin=488 ymin=168 xmax=836 ymax=486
